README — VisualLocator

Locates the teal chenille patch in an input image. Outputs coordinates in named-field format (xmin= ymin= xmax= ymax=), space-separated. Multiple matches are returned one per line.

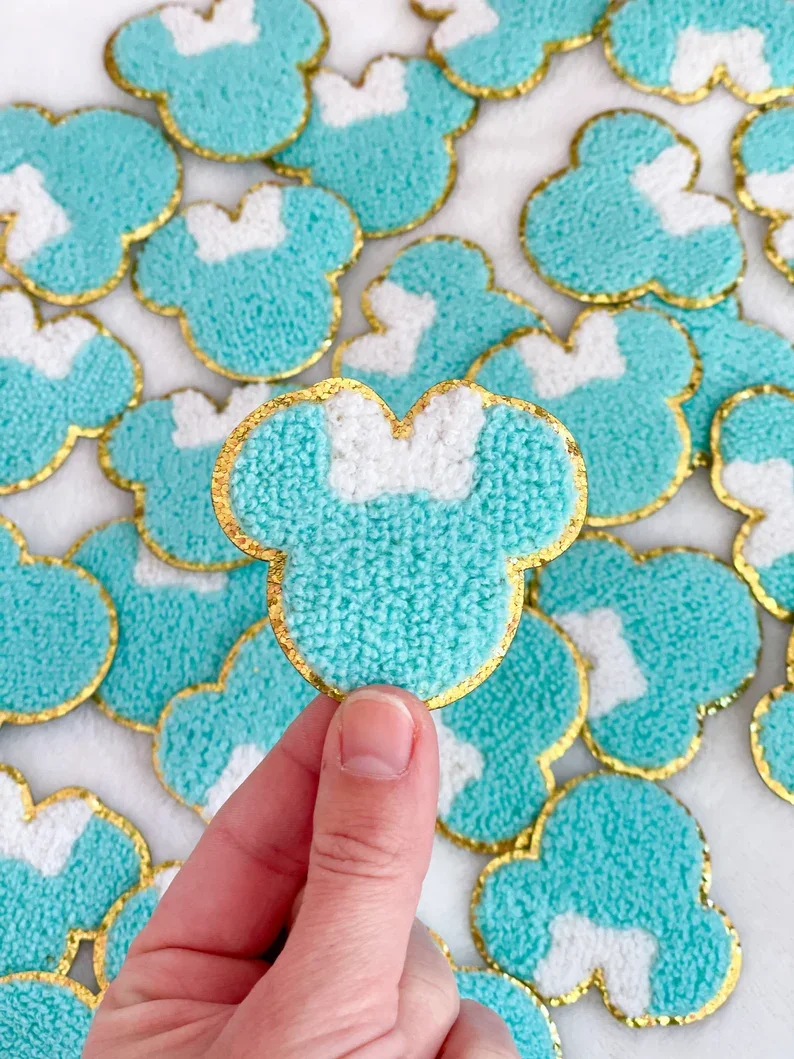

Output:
xmin=134 ymin=183 xmax=360 ymax=381
xmin=415 ymin=0 xmax=607 ymax=98
xmin=606 ymin=0 xmax=794 ymax=104
xmin=639 ymin=294 xmax=794 ymax=462
xmin=0 ymin=105 xmax=180 ymax=304
xmin=472 ymin=773 xmax=740 ymax=1025
xmin=533 ymin=533 xmax=760 ymax=777
xmin=68 ymin=520 xmax=269 ymax=731
xmin=215 ymin=379 xmax=586 ymax=707
xmin=0 ymin=517 xmax=115 ymax=726
xmin=522 ymin=109 xmax=744 ymax=307
xmin=436 ymin=608 xmax=584 ymax=851
xmin=454 ymin=970 xmax=561 ymax=1059
xmin=101 ymin=384 xmax=283 ymax=570
xmin=0 ymin=287 xmax=140 ymax=494
xmin=335 ymin=236 xmax=545 ymax=419
xmin=711 ymin=385 xmax=794 ymax=619
xmin=107 ymin=0 xmax=327 ymax=161
xmin=473 ymin=306 xmax=696 ymax=524
xmin=0 ymin=765 xmax=149 ymax=977
xmin=753 ymin=662 xmax=794 ymax=804
xmin=156 ymin=619 xmax=313 ymax=820
xmin=0 ymin=975 xmax=95 ymax=1059
xmin=734 ymin=103 xmax=794 ymax=285
xmin=273 ymin=56 xmax=477 ymax=237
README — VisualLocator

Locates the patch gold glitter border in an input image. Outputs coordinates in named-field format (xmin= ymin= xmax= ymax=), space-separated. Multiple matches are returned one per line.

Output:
xmin=603 ymin=1 xmax=794 ymax=106
xmin=519 ymin=107 xmax=747 ymax=310
xmin=436 ymin=607 xmax=588 ymax=854
xmin=710 ymin=382 xmax=794 ymax=621
xmin=104 ymin=0 xmax=330 ymax=163
xmin=470 ymin=771 xmax=743 ymax=1028
xmin=0 ymin=763 xmax=152 ymax=977
xmin=0 ymin=970 xmax=101 ymax=1016
xmin=412 ymin=0 xmax=609 ymax=101
xmin=0 ymin=103 xmax=182 ymax=307
xmin=751 ymin=628 xmax=794 ymax=805
xmin=468 ymin=304 xmax=701 ymax=526
xmin=0 ymin=516 xmax=118 ymax=727
xmin=211 ymin=377 xmax=587 ymax=710
xmin=269 ymin=54 xmax=480 ymax=240
xmin=93 ymin=860 xmax=182 ymax=992
xmin=131 ymin=180 xmax=363 ymax=384
xmin=528 ymin=530 xmax=763 ymax=781
xmin=0 ymin=286 xmax=143 ymax=496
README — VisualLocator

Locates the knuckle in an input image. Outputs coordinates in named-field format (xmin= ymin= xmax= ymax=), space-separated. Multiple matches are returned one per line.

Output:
xmin=311 ymin=822 xmax=407 ymax=881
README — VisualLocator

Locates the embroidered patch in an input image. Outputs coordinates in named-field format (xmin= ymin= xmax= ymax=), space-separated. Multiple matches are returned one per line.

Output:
xmin=522 ymin=109 xmax=745 ymax=308
xmin=532 ymin=532 xmax=760 ymax=778
xmin=434 ymin=607 xmax=585 ymax=852
xmin=0 ymin=517 xmax=116 ymax=727
xmin=472 ymin=772 xmax=741 ymax=1027
xmin=155 ymin=618 xmax=313 ymax=821
xmin=414 ymin=0 xmax=608 ymax=100
xmin=471 ymin=306 xmax=698 ymax=524
xmin=66 ymin=519 xmax=269 ymax=731
xmin=212 ymin=379 xmax=586 ymax=707
xmin=0 ymin=764 xmax=150 ymax=977
xmin=100 ymin=384 xmax=283 ymax=570
xmin=272 ymin=56 xmax=477 ymax=238
xmin=133 ymin=182 xmax=361 ymax=381
xmin=605 ymin=0 xmax=794 ymax=105
xmin=94 ymin=862 xmax=181 ymax=989
xmin=0 ymin=973 xmax=97 ymax=1059
xmin=711 ymin=384 xmax=794 ymax=620
xmin=752 ymin=632 xmax=794 ymax=805
xmin=333 ymin=236 xmax=545 ymax=418
xmin=734 ymin=103 xmax=794 ymax=287
xmin=639 ymin=293 xmax=794 ymax=464
xmin=0 ymin=105 xmax=181 ymax=305
xmin=106 ymin=0 xmax=328 ymax=162
xmin=0 ymin=286 xmax=141 ymax=494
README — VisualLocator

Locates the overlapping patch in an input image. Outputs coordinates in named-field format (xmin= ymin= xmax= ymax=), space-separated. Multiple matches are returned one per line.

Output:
xmin=532 ymin=532 xmax=761 ymax=778
xmin=522 ymin=109 xmax=745 ymax=307
xmin=0 ymin=517 xmax=116 ymax=727
xmin=272 ymin=56 xmax=477 ymax=238
xmin=605 ymin=0 xmax=794 ymax=105
xmin=471 ymin=306 xmax=698 ymax=524
xmin=414 ymin=0 xmax=608 ymax=99
xmin=106 ymin=0 xmax=328 ymax=161
xmin=133 ymin=182 xmax=361 ymax=381
xmin=0 ymin=973 xmax=97 ymax=1059
xmin=333 ymin=236 xmax=545 ymax=418
xmin=213 ymin=379 xmax=587 ymax=707
xmin=0 ymin=105 xmax=181 ymax=304
xmin=472 ymin=773 xmax=741 ymax=1027
xmin=67 ymin=520 xmax=269 ymax=731
xmin=752 ymin=631 xmax=794 ymax=805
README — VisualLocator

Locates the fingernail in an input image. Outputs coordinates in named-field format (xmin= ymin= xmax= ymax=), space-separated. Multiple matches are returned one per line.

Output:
xmin=340 ymin=688 xmax=416 ymax=778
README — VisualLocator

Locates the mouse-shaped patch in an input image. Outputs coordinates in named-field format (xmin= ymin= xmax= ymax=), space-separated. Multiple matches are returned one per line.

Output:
xmin=470 ymin=306 xmax=698 ymax=525
xmin=133 ymin=182 xmax=361 ymax=381
xmin=213 ymin=379 xmax=587 ymax=707
xmin=67 ymin=520 xmax=269 ymax=731
xmin=272 ymin=56 xmax=477 ymax=238
xmin=333 ymin=236 xmax=546 ymax=418
xmin=522 ymin=109 xmax=745 ymax=307
xmin=0 ymin=517 xmax=116 ymax=727
xmin=0 ymin=973 xmax=98 ymax=1059
xmin=532 ymin=532 xmax=760 ymax=778
xmin=106 ymin=0 xmax=328 ymax=162
xmin=711 ymin=384 xmax=794 ymax=619
xmin=752 ymin=630 xmax=794 ymax=805
xmin=472 ymin=772 xmax=741 ymax=1027
xmin=605 ymin=0 xmax=794 ymax=105
xmin=0 ymin=105 xmax=181 ymax=305
xmin=413 ymin=0 xmax=608 ymax=100
xmin=155 ymin=618 xmax=314 ymax=821
xmin=0 ymin=764 xmax=150 ymax=978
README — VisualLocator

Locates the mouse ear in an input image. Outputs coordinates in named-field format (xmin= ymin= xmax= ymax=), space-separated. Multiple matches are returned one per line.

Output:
xmin=280 ymin=185 xmax=361 ymax=274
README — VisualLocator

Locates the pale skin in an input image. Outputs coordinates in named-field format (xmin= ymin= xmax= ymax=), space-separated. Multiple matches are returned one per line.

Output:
xmin=85 ymin=686 xmax=520 ymax=1058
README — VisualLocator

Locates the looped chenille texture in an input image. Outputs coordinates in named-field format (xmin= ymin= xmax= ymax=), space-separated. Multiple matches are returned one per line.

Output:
xmin=218 ymin=380 xmax=585 ymax=704
xmin=453 ymin=970 xmax=561 ymax=1059
xmin=0 ymin=975 xmax=95 ymax=1059
xmin=96 ymin=863 xmax=180 ymax=986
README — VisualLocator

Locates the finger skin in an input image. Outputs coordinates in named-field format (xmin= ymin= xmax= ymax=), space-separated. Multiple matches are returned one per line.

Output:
xmin=439 ymin=1000 xmax=521 ymax=1059
xmin=397 ymin=922 xmax=460 ymax=1059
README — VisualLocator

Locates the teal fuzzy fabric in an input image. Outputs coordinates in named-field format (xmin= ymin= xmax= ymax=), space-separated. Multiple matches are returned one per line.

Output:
xmin=755 ymin=687 xmax=794 ymax=797
xmin=0 ymin=977 xmax=93 ymax=1059
xmin=454 ymin=970 xmax=559 ymax=1059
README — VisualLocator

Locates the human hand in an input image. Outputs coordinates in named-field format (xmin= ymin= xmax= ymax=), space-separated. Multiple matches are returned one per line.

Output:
xmin=84 ymin=687 xmax=520 ymax=1058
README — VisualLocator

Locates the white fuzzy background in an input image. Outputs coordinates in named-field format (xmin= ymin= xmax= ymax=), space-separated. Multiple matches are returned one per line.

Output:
xmin=1 ymin=1 xmax=793 ymax=1054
